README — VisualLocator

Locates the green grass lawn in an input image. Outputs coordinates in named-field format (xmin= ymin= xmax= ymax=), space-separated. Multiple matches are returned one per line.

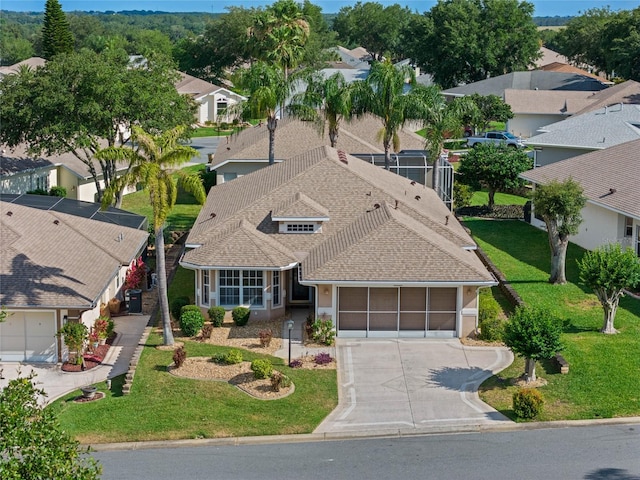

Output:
xmin=465 ymin=218 xmax=640 ymax=421
xmin=52 ymin=333 xmax=338 ymax=443
xmin=191 ymin=126 xmax=246 ymax=137
xmin=120 ymin=165 xmax=206 ymax=231
xmin=469 ymin=189 xmax=528 ymax=207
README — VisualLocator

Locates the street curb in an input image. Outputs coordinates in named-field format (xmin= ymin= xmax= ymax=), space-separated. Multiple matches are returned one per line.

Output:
xmin=89 ymin=416 xmax=640 ymax=451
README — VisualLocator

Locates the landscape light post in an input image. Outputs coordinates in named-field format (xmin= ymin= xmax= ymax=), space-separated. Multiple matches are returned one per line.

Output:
xmin=286 ymin=319 xmax=294 ymax=366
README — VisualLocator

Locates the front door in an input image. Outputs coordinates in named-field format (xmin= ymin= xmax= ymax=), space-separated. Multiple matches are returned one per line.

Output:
xmin=289 ymin=267 xmax=311 ymax=303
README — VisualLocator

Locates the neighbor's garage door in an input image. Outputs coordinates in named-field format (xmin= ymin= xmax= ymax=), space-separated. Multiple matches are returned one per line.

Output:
xmin=0 ymin=311 xmax=57 ymax=362
xmin=337 ymin=287 xmax=457 ymax=337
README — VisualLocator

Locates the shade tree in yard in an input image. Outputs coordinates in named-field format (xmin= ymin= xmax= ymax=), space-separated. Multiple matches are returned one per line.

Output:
xmin=503 ymin=305 xmax=563 ymax=383
xmin=578 ymin=244 xmax=640 ymax=334
xmin=531 ymin=178 xmax=586 ymax=285
xmin=456 ymin=143 xmax=532 ymax=209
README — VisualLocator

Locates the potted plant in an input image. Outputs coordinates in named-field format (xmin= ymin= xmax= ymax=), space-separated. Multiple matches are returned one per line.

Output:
xmin=80 ymin=385 xmax=97 ymax=399
xmin=88 ymin=330 xmax=100 ymax=350
xmin=93 ymin=316 xmax=110 ymax=345
xmin=57 ymin=322 xmax=88 ymax=365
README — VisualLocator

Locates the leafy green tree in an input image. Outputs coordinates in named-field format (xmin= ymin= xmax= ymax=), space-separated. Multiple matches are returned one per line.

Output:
xmin=98 ymin=126 xmax=206 ymax=346
xmin=578 ymin=244 xmax=640 ymax=334
xmin=0 ymin=50 xmax=195 ymax=204
xmin=406 ymin=0 xmax=540 ymax=88
xmin=235 ymin=61 xmax=294 ymax=165
xmin=457 ymin=143 xmax=532 ymax=208
xmin=351 ymin=59 xmax=423 ymax=170
xmin=41 ymin=0 xmax=74 ymax=60
xmin=463 ymin=93 xmax=514 ymax=134
xmin=332 ymin=2 xmax=413 ymax=62
xmin=287 ymin=71 xmax=353 ymax=148
xmin=0 ymin=374 xmax=101 ymax=479
xmin=532 ymin=178 xmax=586 ymax=285
xmin=503 ymin=306 xmax=563 ymax=383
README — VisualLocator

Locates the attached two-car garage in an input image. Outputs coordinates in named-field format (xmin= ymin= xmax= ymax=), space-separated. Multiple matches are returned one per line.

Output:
xmin=337 ymin=286 xmax=458 ymax=337
xmin=0 ymin=311 xmax=57 ymax=363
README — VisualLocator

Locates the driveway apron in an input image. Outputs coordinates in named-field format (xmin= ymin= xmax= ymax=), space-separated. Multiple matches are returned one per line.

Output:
xmin=315 ymin=338 xmax=514 ymax=434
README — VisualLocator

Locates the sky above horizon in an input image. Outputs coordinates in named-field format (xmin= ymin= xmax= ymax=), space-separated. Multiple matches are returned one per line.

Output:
xmin=1 ymin=0 xmax=637 ymax=17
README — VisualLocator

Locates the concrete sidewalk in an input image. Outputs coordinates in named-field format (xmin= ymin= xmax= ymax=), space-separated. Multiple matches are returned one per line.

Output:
xmin=0 ymin=314 xmax=150 ymax=405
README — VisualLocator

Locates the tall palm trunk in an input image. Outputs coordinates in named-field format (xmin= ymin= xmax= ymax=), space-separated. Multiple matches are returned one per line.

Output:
xmin=267 ymin=116 xmax=278 ymax=165
xmin=156 ymin=224 xmax=175 ymax=346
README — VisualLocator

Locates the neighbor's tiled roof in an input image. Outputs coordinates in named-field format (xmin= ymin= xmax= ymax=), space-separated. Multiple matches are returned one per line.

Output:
xmin=572 ymin=80 xmax=640 ymax=116
xmin=0 ymin=201 xmax=148 ymax=308
xmin=210 ymin=115 xmax=425 ymax=169
xmin=504 ymin=89 xmax=595 ymax=115
xmin=521 ymin=139 xmax=640 ymax=219
xmin=175 ymin=72 xmax=224 ymax=97
xmin=0 ymin=57 xmax=46 ymax=76
xmin=538 ymin=62 xmax=612 ymax=84
xmin=184 ymin=146 xmax=491 ymax=284
xmin=526 ymin=104 xmax=640 ymax=149
xmin=534 ymin=47 xmax=569 ymax=68
xmin=443 ymin=71 xmax=607 ymax=97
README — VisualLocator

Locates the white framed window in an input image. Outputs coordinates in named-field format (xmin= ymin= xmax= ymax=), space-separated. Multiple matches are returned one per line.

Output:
xmin=272 ymin=271 xmax=281 ymax=306
xmin=219 ymin=270 xmax=264 ymax=307
xmin=202 ymin=270 xmax=210 ymax=305
xmin=625 ymin=216 xmax=633 ymax=237
xmin=286 ymin=223 xmax=315 ymax=232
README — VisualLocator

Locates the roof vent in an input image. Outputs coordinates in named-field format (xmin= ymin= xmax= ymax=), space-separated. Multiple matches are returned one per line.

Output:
xmin=445 ymin=215 xmax=449 ymax=225
xmin=337 ymin=150 xmax=348 ymax=164
xmin=394 ymin=200 xmax=398 ymax=209
xmin=210 ymin=212 xmax=216 ymax=218
xmin=374 ymin=203 xmax=380 ymax=209
xmin=53 ymin=220 xmax=59 ymax=225
xmin=6 ymin=211 xmax=13 ymax=216
xmin=415 ymin=195 xmax=421 ymax=201
xmin=609 ymin=188 xmax=617 ymax=194
xmin=410 ymin=180 xmax=416 ymax=186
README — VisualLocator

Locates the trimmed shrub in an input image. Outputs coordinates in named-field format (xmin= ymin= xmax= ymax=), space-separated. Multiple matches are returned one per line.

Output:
xmin=478 ymin=290 xmax=504 ymax=341
xmin=224 ymin=349 xmax=243 ymax=365
xmin=453 ymin=182 xmax=473 ymax=210
xmin=171 ymin=296 xmax=190 ymax=321
xmin=201 ymin=324 xmax=213 ymax=340
xmin=208 ymin=306 xmax=225 ymax=327
xmin=179 ymin=306 xmax=205 ymax=337
xmin=314 ymin=352 xmax=333 ymax=365
xmin=212 ymin=352 xmax=226 ymax=364
xmin=513 ymin=388 xmax=544 ymax=419
xmin=289 ymin=359 xmax=303 ymax=369
xmin=173 ymin=346 xmax=187 ymax=368
xmin=251 ymin=359 xmax=273 ymax=379
xmin=311 ymin=317 xmax=335 ymax=346
xmin=479 ymin=316 xmax=505 ymax=342
xmin=49 ymin=186 xmax=67 ymax=197
xmin=270 ymin=371 xmax=291 ymax=392
xmin=232 ymin=306 xmax=250 ymax=326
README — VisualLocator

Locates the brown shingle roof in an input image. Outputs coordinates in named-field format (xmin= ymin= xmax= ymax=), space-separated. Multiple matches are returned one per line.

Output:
xmin=272 ymin=193 xmax=330 ymax=219
xmin=210 ymin=116 xmax=425 ymax=169
xmin=539 ymin=62 xmax=612 ymax=84
xmin=185 ymin=146 xmax=491 ymax=284
xmin=504 ymin=89 xmax=595 ymax=115
xmin=521 ymin=139 xmax=640 ymax=218
xmin=0 ymin=202 xmax=148 ymax=308
xmin=572 ymin=80 xmax=640 ymax=116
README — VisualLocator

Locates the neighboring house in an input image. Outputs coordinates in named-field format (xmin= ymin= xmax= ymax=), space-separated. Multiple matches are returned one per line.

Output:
xmin=521 ymin=139 xmax=640 ymax=256
xmin=0 ymin=56 xmax=45 ymax=77
xmin=0 ymin=194 xmax=148 ymax=363
xmin=181 ymin=146 xmax=496 ymax=339
xmin=175 ymin=72 xmax=246 ymax=125
xmin=525 ymin=103 xmax=640 ymax=167
xmin=538 ymin=62 xmax=614 ymax=85
xmin=0 ymin=144 xmax=134 ymax=202
xmin=534 ymin=47 xmax=569 ymax=68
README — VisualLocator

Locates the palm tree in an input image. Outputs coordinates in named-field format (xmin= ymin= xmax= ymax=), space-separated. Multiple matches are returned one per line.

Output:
xmin=351 ymin=59 xmax=421 ymax=170
xmin=414 ymin=85 xmax=479 ymax=198
xmin=287 ymin=71 xmax=353 ymax=148
xmin=97 ymin=125 xmax=206 ymax=346
xmin=235 ymin=61 xmax=294 ymax=165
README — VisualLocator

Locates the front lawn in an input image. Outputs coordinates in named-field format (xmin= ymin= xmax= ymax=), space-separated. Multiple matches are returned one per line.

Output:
xmin=465 ymin=218 xmax=640 ymax=421
xmin=52 ymin=332 xmax=338 ymax=443
xmin=469 ymin=189 xmax=528 ymax=207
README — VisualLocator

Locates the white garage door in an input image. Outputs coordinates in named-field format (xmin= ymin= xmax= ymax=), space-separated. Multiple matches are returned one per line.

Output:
xmin=0 ymin=311 xmax=57 ymax=363
xmin=337 ymin=287 xmax=458 ymax=338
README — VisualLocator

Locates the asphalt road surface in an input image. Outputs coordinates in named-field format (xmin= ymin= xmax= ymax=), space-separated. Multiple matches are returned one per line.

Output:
xmin=92 ymin=423 xmax=640 ymax=480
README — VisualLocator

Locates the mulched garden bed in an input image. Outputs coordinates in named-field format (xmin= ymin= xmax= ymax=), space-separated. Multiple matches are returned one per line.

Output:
xmin=61 ymin=335 xmax=115 ymax=373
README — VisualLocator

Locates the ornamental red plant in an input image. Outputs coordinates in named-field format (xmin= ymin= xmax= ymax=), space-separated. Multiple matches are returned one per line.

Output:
xmin=124 ymin=257 xmax=146 ymax=290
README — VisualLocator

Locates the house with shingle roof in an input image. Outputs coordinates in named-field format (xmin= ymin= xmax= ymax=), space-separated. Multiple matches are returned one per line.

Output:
xmin=526 ymin=103 xmax=640 ymax=167
xmin=0 ymin=194 xmax=148 ymax=363
xmin=521 ymin=139 xmax=640 ymax=256
xmin=0 ymin=57 xmax=46 ymax=77
xmin=175 ymin=72 xmax=246 ymax=125
xmin=181 ymin=145 xmax=496 ymax=338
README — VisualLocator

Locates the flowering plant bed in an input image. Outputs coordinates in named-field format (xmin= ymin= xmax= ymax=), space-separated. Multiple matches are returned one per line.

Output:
xmin=61 ymin=335 xmax=114 ymax=372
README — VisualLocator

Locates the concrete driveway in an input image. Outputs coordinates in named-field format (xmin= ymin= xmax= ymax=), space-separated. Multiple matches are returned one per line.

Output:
xmin=315 ymin=338 xmax=514 ymax=435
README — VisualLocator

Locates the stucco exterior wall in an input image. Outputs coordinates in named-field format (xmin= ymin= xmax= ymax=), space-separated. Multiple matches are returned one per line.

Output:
xmin=0 ymin=167 xmax=57 ymax=194
xmin=508 ymin=114 xmax=565 ymax=139
xmin=215 ymin=161 xmax=269 ymax=184
xmin=531 ymin=146 xmax=595 ymax=167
